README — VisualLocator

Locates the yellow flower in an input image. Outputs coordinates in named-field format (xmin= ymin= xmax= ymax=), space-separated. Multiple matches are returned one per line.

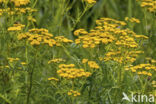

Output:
xmin=88 ymin=61 xmax=99 ymax=69
xmin=48 ymin=58 xmax=65 ymax=64
xmin=74 ymin=29 xmax=88 ymax=36
xmin=8 ymin=57 xmax=20 ymax=62
xmin=11 ymin=0 xmax=30 ymax=7
xmin=30 ymin=40 xmax=40 ymax=45
xmin=147 ymin=73 xmax=152 ymax=76
xmin=19 ymin=28 xmax=73 ymax=47
xmin=27 ymin=16 xmax=36 ymax=22
xmin=67 ymin=90 xmax=81 ymax=96
xmin=84 ymin=0 xmax=96 ymax=4
xmin=57 ymin=64 xmax=91 ymax=79
xmin=82 ymin=59 xmax=88 ymax=64
xmin=5 ymin=65 xmax=10 ymax=68
xmin=83 ymin=44 xmax=89 ymax=48
xmin=90 ymin=44 xmax=96 ymax=48
xmin=132 ymin=69 xmax=136 ymax=72
xmin=48 ymin=77 xmax=59 ymax=81
xmin=67 ymin=92 xmax=72 ymax=96
xmin=21 ymin=62 xmax=27 ymax=65
xmin=137 ymin=0 xmax=156 ymax=13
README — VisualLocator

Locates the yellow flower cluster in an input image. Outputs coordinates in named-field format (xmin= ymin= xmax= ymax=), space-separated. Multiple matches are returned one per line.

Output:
xmin=0 ymin=65 xmax=10 ymax=69
xmin=137 ymin=71 xmax=152 ymax=76
xmin=82 ymin=58 xmax=88 ymax=64
xmin=0 ymin=0 xmax=29 ymax=7
xmin=10 ymin=0 xmax=30 ymax=6
xmin=96 ymin=18 xmax=127 ymax=26
xmin=0 ymin=58 xmax=27 ymax=69
xmin=74 ymin=27 xmax=116 ymax=48
xmin=18 ymin=28 xmax=73 ymax=47
xmin=0 ymin=8 xmax=37 ymax=16
xmin=137 ymin=0 xmax=156 ymax=12
xmin=7 ymin=58 xmax=27 ymax=66
xmin=74 ymin=17 xmax=148 ymax=64
xmin=82 ymin=59 xmax=99 ymax=69
xmin=125 ymin=63 xmax=156 ymax=76
xmin=59 ymin=64 xmax=75 ymax=68
xmin=0 ymin=0 xmax=30 ymax=6
xmin=145 ymin=57 xmax=156 ymax=63
xmin=18 ymin=28 xmax=55 ymax=46
xmin=84 ymin=0 xmax=96 ymax=4
xmin=48 ymin=58 xmax=65 ymax=64
xmin=133 ymin=34 xmax=148 ymax=39
xmin=57 ymin=64 xmax=91 ymax=79
xmin=8 ymin=57 xmax=20 ymax=62
xmin=21 ymin=62 xmax=27 ymax=65
xmin=8 ymin=24 xmax=25 ymax=31
xmin=27 ymin=16 xmax=36 ymax=22
xmin=116 ymin=35 xmax=138 ymax=48
xmin=74 ymin=18 xmax=147 ymax=49
xmin=0 ymin=0 xmax=7 ymax=3
xmin=54 ymin=36 xmax=73 ymax=46
xmin=74 ymin=29 xmax=87 ymax=36
xmin=88 ymin=61 xmax=99 ymax=69
xmin=67 ymin=90 xmax=81 ymax=96
xmin=125 ymin=17 xmax=140 ymax=23
xmin=48 ymin=77 xmax=59 ymax=81
xmin=102 ymin=50 xmax=144 ymax=64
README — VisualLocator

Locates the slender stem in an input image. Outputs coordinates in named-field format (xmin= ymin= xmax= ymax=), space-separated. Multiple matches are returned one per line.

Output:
xmin=25 ymin=41 xmax=29 ymax=63
xmin=26 ymin=49 xmax=37 ymax=104
xmin=26 ymin=67 xmax=34 ymax=104
xmin=143 ymin=9 xmax=148 ymax=35
xmin=32 ymin=0 xmax=38 ymax=8
xmin=71 ymin=4 xmax=90 ymax=31
xmin=128 ymin=0 xmax=132 ymax=18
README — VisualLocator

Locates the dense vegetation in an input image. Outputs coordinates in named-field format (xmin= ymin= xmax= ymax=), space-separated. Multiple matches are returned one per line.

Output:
xmin=0 ymin=0 xmax=156 ymax=104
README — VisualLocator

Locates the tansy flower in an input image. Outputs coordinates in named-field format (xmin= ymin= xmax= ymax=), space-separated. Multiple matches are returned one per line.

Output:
xmin=48 ymin=58 xmax=65 ymax=64
xmin=57 ymin=64 xmax=91 ymax=79
xmin=21 ymin=62 xmax=27 ymax=65
xmin=8 ymin=57 xmax=20 ymax=62
xmin=88 ymin=61 xmax=99 ymax=69
xmin=67 ymin=90 xmax=81 ymax=97
xmin=27 ymin=16 xmax=36 ymax=22
xmin=84 ymin=0 xmax=96 ymax=4
xmin=11 ymin=0 xmax=30 ymax=7
xmin=82 ymin=59 xmax=88 ymax=64
xmin=125 ymin=61 xmax=156 ymax=76
xmin=137 ymin=0 xmax=156 ymax=13
xmin=18 ymin=28 xmax=73 ymax=47
xmin=48 ymin=77 xmax=59 ymax=81
xmin=125 ymin=17 xmax=140 ymax=23
xmin=8 ymin=24 xmax=25 ymax=31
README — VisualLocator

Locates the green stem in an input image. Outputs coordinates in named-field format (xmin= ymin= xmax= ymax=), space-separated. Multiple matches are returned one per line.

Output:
xmin=128 ymin=0 xmax=132 ymax=18
xmin=71 ymin=4 xmax=90 ymax=31
xmin=26 ymin=49 xmax=37 ymax=104
xmin=143 ymin=9 xmax=148 ymax=35
xmin=32 ymin=0 xmax=38 ymax=8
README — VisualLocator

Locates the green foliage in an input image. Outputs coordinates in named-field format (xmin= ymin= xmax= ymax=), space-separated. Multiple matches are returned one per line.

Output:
xmin=0 ymin=0 xmax=156 ymax=104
